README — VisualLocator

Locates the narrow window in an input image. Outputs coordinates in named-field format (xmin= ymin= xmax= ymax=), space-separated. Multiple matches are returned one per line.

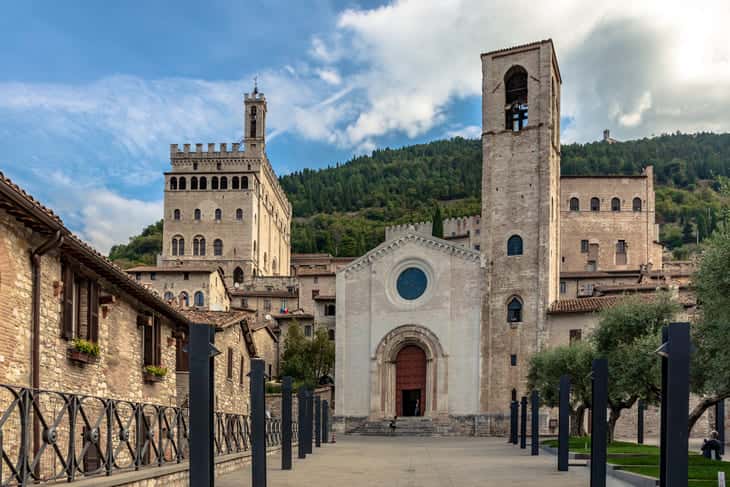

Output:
xmin=172 ymin=238 xmax=178 ymax=256
xmin=193 ymin=238 xmax=199 ymax=256
xmin=232 ymin=176 xmax=239 ymax=189
xmin=233 ymin=267 xmax=244 ymax=284
xmin=569 ymin=329 xmax=582 ymax=345
xmin=143 ymin=317 xmax=162 ymax=367
xmin=616 ymin=239 xmax=627 ymax=265
xmin=236 ymin=209 xmax=243 ymax=221
xmin=191 ymin=177 xmax=198 ymax=190
xmin=580 ymin=240 xmax=589 ymax=253
xmin=173 ymin=209 xmax=181 ymax=220
xmin=214 ymin=239 xmax=223 ymax=256
xmin=590 ymin=197 xmax=600 ymax=212
xmin=179 ymin=291 xmax=189 ymax=307
xmin=170 ymin=177 xmax=177 ymax=190
xmin=212 ymin=177 xmax=219 ymax=190
xmin=199 ymin=238 xmax=206 ymax=256
xmin=216 ymin=162 xmax=221 ymax=170
xmin=264 ymin=299 xmax=271 ymax=312
xmin=215 ymin=209 xmax=222 ymax=221
xmin=569 ymin=197 xmax=579 ymax=211
xmin=328 ymin=329 xmax=335 ymax=341
xmin=194 ymin=209 xmax=201 ymax=221
xmin=507 ymin=297 xmax=522 ymax=323
xmin=194 ymin=291 xmax=204 ymax=307
xmin=242 ymin=176 xmax=249 ymax=189
xmin=559 ymin=281 xmax=566 ymax=294
xmin=633 ymin=197 xmax=642 ymax=212
xmin=239 ymin=356 xmax=244 ymax=385
xmin=150 ymin=272 xmax=156 ymax=281
xmin=220 ymin=176 xmax=228 ymax=190
xmin=510 ymin=354 xmax=517 ymax=366
xmin=304 ymin=325 xmax=312 ymax=337
xmin=507 ymin=235 xmax=523 ymax=256
xmin=227 ymin=348 xmax=233 ymax=380
xmin=611 ymin=197 xmax=621 ymax=212
xmin=183 ymin=272 xmax=189 ymax=281
xmin=504 ymin=66 xmax=528 ymax=131
xmin=178 ymin=177 xmax=186 ymax=190
xmin=250 ymin=119 xmax=257 ymax=138
xmin=325 ymin=304 xmax=336 ymax=316
xmin=193 ymin=162 xmax=198 ymax=171
xmin=199 ymin=176 xmax=207 ymax=190
xmin=178 ymin=238 xmax=184 ymax=256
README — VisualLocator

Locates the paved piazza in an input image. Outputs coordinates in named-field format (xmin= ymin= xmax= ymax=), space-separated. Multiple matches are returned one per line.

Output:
xmin=217 ymin=436 xmax=628 ymax=487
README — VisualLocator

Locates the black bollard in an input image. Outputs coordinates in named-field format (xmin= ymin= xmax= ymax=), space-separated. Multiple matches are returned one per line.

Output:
xmin=305 ymin=390 xmax=314 ymax=454
xmin=297 ymin=388 xmax=306 ymax=459
xmin=315 ymin=395 xmax=322 ymax=448
xmin=590 ymin=358 xmax=608 ymax=487
xmin=717 ymin=400 xmax=725 ymax=455
xmin=659 ymin=326 xmax=668 ymax=487
xmin=558 ymin=375 xmax=570 ymax=472
xmin=531 ymin=390 xmax=539 ymax=456
xmin=510 ymin=400 xmax=518 ymax=444
xmin=660 ymin=323 xmax=690 ymax=487
xmin=322 ymin=400 xmax=329 ymax=444
xmin=250 ymin=358 xmax=267 ymax=487
xmin=637 ymin=399 xmax=645 ymax=445
xmin=520 ymin=396 xmax=527 ymax=449
xmin=281 ymin=376 xmax=293 ymax=470
xmin=189 ymin=324 xmax=218 ymax=487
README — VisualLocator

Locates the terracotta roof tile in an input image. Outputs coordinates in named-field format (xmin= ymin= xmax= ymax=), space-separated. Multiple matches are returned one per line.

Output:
xmin=179 ymin=310 xmax=252 ymax=328
xmin=548 ymin=296 xmax=622 ymax=314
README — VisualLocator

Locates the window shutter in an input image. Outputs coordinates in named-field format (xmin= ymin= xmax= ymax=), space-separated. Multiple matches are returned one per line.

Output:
xmin=143 ymin=324 xmax=153 ymax=366
xmin=227 ymin=348 xmax=233 ymax=379
xmin=239 ymin=357 xmax=244 ymax=384
xmin=62 ymin=265 xmax=75 ymax=339
xmin=154 ymin=317 xmax=162 ymax=366
xmin=87 ymin=281 xmax=99 ymax=343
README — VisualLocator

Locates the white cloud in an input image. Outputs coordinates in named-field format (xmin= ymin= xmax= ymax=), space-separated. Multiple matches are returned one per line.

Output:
xmin=445 ymin=125 xmax=481 ymax=139
xmin=317 ymin=68 xmax=342 ymax=85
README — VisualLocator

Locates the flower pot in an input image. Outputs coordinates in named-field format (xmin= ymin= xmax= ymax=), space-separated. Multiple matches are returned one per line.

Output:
xmin=143 ymin=372 xmax=164 ymax=383
xmin=68 ymin=349 xmax=97 ymax=364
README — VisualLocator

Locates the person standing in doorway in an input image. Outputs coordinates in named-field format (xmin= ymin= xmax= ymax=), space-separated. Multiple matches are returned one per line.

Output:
xmin=414 ymin=399 xmax=420 ymax=417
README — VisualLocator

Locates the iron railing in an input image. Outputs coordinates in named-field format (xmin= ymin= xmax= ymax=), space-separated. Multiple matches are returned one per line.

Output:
xmin=0 ymin=384 xmax=292 ymax=486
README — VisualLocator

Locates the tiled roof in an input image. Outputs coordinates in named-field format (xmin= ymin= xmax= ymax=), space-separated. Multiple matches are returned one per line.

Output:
xmin=179 ymin=310 xmax=251 ymax=328
xmin=313 ymin=294 xmax=336 ymax=301
xmin=126 ymin=265 xmax=218 ymax=273
xmin=0 ymin=171 xmax=192 ymax=327
xmin=548 ymin=296 xmax=623 ymax=314
xmin=481 ymin=39 xmax=553 ymax=57
xmin=230 ymin=289 xmax=298 ymax=298
xmin=296 ymin=268 xmax=335 ymax=277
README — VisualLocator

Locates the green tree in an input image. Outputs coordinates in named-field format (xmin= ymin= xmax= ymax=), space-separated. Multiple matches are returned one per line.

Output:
xmin=280 ymin=323 xmax=335 ymax=387
xmin=591 ymin=293 xmax=679 ymax=439
xmin=432 ymin=205 xmax=444 ymax=239
xmin=527 ymin=341 xmax=594 ymax=436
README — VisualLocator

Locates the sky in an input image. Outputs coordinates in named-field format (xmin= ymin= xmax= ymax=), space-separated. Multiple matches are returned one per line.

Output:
xmin=1 ymin=0 xmax=729 ymax=253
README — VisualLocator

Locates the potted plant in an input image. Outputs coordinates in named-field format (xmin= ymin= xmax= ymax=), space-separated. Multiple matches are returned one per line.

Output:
xmin=68 ymin=338 xmax=100 ymax=364
xmin=143 ymin=365 xmax=168 ymax=383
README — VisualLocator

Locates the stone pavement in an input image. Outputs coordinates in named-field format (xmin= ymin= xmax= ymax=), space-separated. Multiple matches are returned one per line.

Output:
xmin=217 ymin=436 xmax=626 ymax=487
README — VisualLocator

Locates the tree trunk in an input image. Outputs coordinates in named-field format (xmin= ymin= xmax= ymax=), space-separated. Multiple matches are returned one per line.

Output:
xmin=570 ymin=404 xmax=587 ymax=437
xmin=688 ymin=393 xmax=730 ymax=434
xmin=608 ymin=407 xmax=621 ymax=443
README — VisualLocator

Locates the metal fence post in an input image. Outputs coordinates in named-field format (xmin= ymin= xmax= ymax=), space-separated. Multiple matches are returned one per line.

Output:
xmin=250 ymin=358 xmax=267 ymax=487
xmin=520 ymin=396 xmax=527 ymax=449
xmin=297 ymin=389 xmax=306 ymax=459
xmin=315 ymin=395 xmax=322 ymax=448
xmin=558 ymin=375 xmax=570 ymax=472
xmin=510 ymin=400 xmax=518 ymax=444
xmin=717 ymin=400 xmax=725 ymax=455
xmin=281 ymin=376 xmax=293 ymax=470
xmin=662 ymin=323 xmax=690 ymax=487
xmin=531 ymin=390 xmax=539 ymax=456
xmin=590 ymin=358 xmax=608 ymax=487
xmin=189 ymin=323 xmax=217 ymax=487
xmin=322 ymin=400 xmax=329 ymax=444
xmin=637 ymin=399 xmax=645 ymax=445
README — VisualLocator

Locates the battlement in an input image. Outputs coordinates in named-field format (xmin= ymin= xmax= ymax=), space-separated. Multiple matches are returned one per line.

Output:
xmin=244 ymin=91 xmax=266 ymax=102
xmin=170 ymin=142 xmax=254 ymax=157
xmin=385 ymin=221 xmax=432 ymax=241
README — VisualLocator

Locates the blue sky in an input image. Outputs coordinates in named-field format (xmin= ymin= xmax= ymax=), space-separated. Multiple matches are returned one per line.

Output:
xmin=1 ymin=0 xmax=729 ymax=252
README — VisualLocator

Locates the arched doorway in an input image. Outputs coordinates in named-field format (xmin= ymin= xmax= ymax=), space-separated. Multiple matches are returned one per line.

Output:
xmin=396 ymin=345 xmax=426 ymax=416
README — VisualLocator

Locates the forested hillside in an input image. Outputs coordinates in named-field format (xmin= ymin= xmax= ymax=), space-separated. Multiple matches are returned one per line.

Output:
xmin=109 ymin=132 xmax=730 ymax=266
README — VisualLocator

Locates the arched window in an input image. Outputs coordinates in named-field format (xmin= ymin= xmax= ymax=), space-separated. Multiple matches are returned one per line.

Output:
xmin=193 ymin=236 xmax=206 ymax=256
xmin=232 ymin=176 xmax=239 ymax=189
xmin=214 ymin=239 xmax=223 ymax=256
xmin=178 ymin=237 xmax=184 ymax=256
xmin=242 ymin=176 xmax=249 ymax=189
xmin=233 ymin=267 xmax=244 ymax=285
xmin=164 ymin=291 xmax=174 ymax=302
xmin=178 ymin=177 xmax=186 ymax=190
xmin=220 ymin=177 xmax=227 ymax=190
xmin=194 ymin=208 xmax=201 ymax=221
xmin=173 ymin=209 xmax=181 ymax=220
xmin=507 ymin=235 xmax=523 ymax=256
xmin=215 ymin=209 xmax=222 ymax=221
xmin=569 ymin=197 xmax=580 ymax=211
xmin=590 ymin=197 xmax=600 ymax=212
xmin=199 ymin=177 xmax=207 ymax=190
xmin=507 ymin=297 xmax=523 ymax=323
xmin=236 ymin=208 xmax=243 ymax=221
xmin=633 ymin=197 xmax=642 ymax=212
xmin=611 ymin=197 xmax=621 ymax=212
xmin=504 ymin=65 xmax=528 ymax=131
xmin=179 ymin=291 xmax=189 ymax=307
xmin=170 ymin=177 xmax=177 ymax=190
xmin=194 ymin=291 xmax=204 ymax=307
xmin=191 ymin=177 xmax=198 ymax=190
xmin=211 ymin=177 xmax=219 ymax=190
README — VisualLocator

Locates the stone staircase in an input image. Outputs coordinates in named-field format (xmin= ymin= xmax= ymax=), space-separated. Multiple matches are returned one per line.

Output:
xmin=348 ymin=417 xmax=436 ymax=437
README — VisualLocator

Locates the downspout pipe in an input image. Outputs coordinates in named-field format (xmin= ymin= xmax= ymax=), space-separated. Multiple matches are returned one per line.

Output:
xmin=30 ymin=230 xmax=63 ymax=469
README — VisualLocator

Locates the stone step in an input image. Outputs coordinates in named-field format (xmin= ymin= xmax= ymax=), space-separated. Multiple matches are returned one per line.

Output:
xmin=347 ymin=418 xmax=438 ymax=437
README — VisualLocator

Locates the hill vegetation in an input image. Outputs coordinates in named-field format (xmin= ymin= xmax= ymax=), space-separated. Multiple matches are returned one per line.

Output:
xmin=109 ymin=132 xmax=730 ymax=266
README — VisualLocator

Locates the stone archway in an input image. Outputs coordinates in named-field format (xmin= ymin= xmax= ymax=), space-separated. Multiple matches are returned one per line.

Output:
xmin=371 ymin=325 xmax=448 ymax=419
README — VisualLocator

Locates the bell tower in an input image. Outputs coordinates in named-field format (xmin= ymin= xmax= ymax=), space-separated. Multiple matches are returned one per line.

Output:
xmin=479 ymin=40 xmax=561 ymax=413
xmin=244 ymin=82 xmax=267 ymax=156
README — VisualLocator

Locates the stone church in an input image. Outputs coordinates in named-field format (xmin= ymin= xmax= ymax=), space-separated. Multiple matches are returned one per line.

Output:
xmin=334 ymin=40 xmax=692 ymax=435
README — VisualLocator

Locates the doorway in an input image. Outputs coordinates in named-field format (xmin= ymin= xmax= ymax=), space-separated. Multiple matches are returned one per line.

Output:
xmin=395 ymin=345 xmax=426 ymax=416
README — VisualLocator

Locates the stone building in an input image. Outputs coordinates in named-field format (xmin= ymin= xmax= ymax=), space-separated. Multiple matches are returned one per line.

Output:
xmin=127 ymin=264 xmax=230 ymax=310
xmin=161 ymin=88 xmax=292 ymax=287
